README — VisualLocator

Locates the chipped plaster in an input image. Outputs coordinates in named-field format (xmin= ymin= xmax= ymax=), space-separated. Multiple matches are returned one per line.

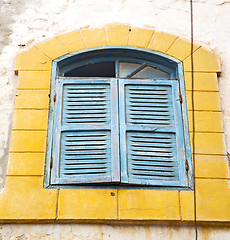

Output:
xmin=0 ymin=0 xmax=230 ymax=188
xmin=0 ymin=0 xmax=230 ymax=237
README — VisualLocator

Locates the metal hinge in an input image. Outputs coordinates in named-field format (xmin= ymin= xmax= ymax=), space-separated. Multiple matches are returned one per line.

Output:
xmin=185 ymin=159 xmax=189 ymax=172
xmin=50 ymin=156 xmax=53 ymax=169
xmin=53 ymin=92 xmax=56 ymax=103
xmin=179 ymin=94 xmax=183 ymax=103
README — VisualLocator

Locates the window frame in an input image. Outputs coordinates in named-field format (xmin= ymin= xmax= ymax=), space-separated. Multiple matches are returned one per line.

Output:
xmin=44 ymin=46 xmax=193 ymax=190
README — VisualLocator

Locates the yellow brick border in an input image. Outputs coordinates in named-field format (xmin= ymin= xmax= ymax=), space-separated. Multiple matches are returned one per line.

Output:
xmin=1 ymin=24 xmax=229 ymax=222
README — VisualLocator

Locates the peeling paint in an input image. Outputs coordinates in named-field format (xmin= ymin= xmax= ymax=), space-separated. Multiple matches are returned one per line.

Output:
xmin=0 ymin=224 xmax=229 ymax=239
xmin=0 ymin=0 xmax=230 ymax=190
xmin=0 ymin=0 xmax=230 ymax=236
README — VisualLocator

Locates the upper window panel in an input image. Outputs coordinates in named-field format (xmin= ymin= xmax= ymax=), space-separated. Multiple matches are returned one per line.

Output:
xmin=65 ymin=62 xmax=115 ymax=77
xmin=119 ymin=62 xmax=170 ymax=79
xmin=64 ymin=60 xmax=171 ymax=79
xmin=58 ymin=48 xmax=177 ymax=78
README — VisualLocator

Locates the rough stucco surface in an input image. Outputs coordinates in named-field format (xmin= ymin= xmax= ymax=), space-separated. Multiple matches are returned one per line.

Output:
xmin=0 ymin=0 xmax=230 ymax=189
xmin=0 ymin=0 xmax=230 ymax=238
xmin=0 ymin=224 xmax=230 ymax=240
xmin=1 ymin=0 xmax=230 ymax=187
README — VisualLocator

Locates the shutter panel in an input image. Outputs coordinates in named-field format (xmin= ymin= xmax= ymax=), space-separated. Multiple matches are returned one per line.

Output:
xmin=51 ymin=78 xmax=120 ymax=184
xmin=119 ymin=79 xmax=186 ymax=187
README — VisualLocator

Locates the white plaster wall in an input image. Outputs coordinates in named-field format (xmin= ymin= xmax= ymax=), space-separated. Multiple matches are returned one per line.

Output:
xmin=0 ymin=0 xmax=230 ymax=189
xmin=1 ymin=223 xmax=230 ymax=240
xmin=0 ymin=0 xmax=230 ymax=238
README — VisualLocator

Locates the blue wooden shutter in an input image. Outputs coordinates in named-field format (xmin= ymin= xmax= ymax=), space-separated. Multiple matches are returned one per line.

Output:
xmin=51 ymin=78 xmax=120 ymax=184
xmin=119 ymin=79 xmax=187 ymax=187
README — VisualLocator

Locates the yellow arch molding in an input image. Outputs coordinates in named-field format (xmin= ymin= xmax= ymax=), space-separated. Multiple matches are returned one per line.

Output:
xmin=15 ymin=24 xmax=220 ymax=71
xmin=0 ymin=24 xmax=229 ymax=222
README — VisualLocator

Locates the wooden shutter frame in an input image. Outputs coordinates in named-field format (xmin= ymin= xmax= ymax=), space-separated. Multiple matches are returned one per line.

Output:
xmin=50 ymin=77 xmax=188 ymax=187
xmin=51 ymin=77 xmax=120 ymax=185
xmin=44 ymin=47 xmax=193 ymax=189
xmin=119 ymin=78 xmax=187 ymax=187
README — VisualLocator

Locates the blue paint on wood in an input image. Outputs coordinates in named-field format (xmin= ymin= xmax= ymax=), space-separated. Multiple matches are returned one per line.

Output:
xmin=45 ymin=46 xmax=193 ymax=189
xmin=50 ymin=78 xmax=120 ymax=184
xmin=119 ymin=79 xmax=187 ymax=187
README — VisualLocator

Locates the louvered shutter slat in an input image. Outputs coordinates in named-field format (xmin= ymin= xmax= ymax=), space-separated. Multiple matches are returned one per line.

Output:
xmin=51 ymin=78 xmax=120 ymax=184
xmin=119 ymin=79 xmax=186 ymax=187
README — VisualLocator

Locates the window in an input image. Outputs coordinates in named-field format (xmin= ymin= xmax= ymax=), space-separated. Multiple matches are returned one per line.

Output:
xmin=46 ymin=47 xmax=192 ymax=188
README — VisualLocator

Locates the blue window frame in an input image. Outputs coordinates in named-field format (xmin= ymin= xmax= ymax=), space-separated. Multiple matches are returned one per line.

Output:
xmin=44 ymin=47 xmax=193 ymax=189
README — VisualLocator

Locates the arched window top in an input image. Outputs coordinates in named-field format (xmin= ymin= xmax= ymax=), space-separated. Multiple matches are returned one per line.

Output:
xmin=56 ymin=47 xmax=180 ymax=78
xmin=47 ymin=45 xmax=193 ymax=188
xmin=8 ymin=25 xmax=224 ymax=222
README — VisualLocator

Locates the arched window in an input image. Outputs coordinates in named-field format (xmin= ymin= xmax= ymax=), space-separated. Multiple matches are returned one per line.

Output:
xmin=46 ymin=47 xmax=192 ymax=188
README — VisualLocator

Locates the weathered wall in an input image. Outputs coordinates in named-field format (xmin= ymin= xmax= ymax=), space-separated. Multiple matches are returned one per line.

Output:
xmin=0 ymin=0 xmax=230 ymax=238
xmin=1 ymin=224 xmax=230 ymax=240
xmin=1 ymin=0 xmax=230 ymax=188
xmin=1 ymin=0 xmax=230 ymax=189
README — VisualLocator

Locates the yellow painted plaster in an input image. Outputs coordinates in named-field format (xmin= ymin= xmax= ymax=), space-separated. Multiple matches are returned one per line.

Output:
xmin=105 ymin=24 xmax=130 ymax=46
xmin=180 ymin=165 xmax=230 ymax=221
xmin=179 ymin=190 xmax=194 ymax=221
xmin=194 ymin=133 xmax=226 ymax=155
xmin=188 ymin=111 xmax=223 ymax=133
xmin=58 ymin=189 xmax=118 ymax=220
xmin=13 ymin=109 xmax=48 ymax=130
xmin=18 ymin=71 xmax=51 ymax=90
xmin=186 ymin=91 xmax=221 ymax=111
xmin=183 ymin=47 xmax=220 ymax=72
xmin=81 ymin=28 xmax=106 ymax=48
xmin=5 ymin=25 xmax=227 ymax=222
xmin=148 ymin=31 xmax=178 ymax=53
xmin=184 ymin=72 xmax=218 ymax=92
xmin=166 ymin=37 xmax=200 ymax=61
xmin=195 ymin=155 xmax=229 ymax=179
xmin=129 ymin=27 xmax=154 ymax=48
xmin=15 ymin=47 xmax=52 ymax=71
xmin=57 ymin=31 xmax=86 ymax=53
xmin=119 ymin=189 xmax=180 ymax=220
xmin=196 ymin=179 xmax=230 ymax=221
xmin=7 ymin=153 xmax=45 ymax=176
xmin=35 ymin=37 xmax=69 ymax=60
xmin=0 ymin=177 xmax=57 ymax=220
xmin=15 ymin=90 xmax=49 ymax=109
xmin=10 ymin=131 xmax=47 ymax=153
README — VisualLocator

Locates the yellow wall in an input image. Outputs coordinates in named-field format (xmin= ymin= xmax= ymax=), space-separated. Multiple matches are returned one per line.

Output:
xmin=0 ymin=24 xmax=229 ymax=223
